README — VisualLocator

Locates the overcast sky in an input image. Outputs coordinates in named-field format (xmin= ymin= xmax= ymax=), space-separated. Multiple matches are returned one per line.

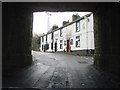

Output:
xmin=33 ymin=12 xmax=91 ymax=36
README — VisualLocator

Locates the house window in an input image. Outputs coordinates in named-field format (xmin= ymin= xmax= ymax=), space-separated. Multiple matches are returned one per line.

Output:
xmin=39 ymin=37 xmax=41 ymax=47
xmin=76 ymin=21 xmax=80 ymax=32
xmin=51 ymin=32 xmax=54 ymax=40
xmin=76 ymin=36 xmax=80 ymax=47
xmin=64 ymin=40 xmax=67 ymax=46
xmin=51 ymin=43 xmax=53 ymax=49
xmin=70 ymin=39 xmax=73 ymax=45
xmin=46 ymin=43 xmax=49 ymax=50
xmin=60 ymin=29 xmax=63 ymax=37
xmin=42 ymin=36 xmax=44 ymax=42
xmin=46 ymin=35 xmax=47 ymax=42
xmin=42 ymin=45 xmax=43 ymax=50
xmin=60 ymin=40 xmax=63 ymax=49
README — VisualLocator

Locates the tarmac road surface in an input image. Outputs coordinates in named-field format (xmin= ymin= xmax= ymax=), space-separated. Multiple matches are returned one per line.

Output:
xmin=3 ymin=51 xmax=118 ymax=89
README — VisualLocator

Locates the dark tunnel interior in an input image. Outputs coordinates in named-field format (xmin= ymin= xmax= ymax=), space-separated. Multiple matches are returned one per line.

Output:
xmin=2 ymin=2 xmax=120 ymax=85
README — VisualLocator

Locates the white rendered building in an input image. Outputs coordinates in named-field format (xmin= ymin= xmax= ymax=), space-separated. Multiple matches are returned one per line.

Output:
xmin=40 ymin=13 xmax=94 ymax=54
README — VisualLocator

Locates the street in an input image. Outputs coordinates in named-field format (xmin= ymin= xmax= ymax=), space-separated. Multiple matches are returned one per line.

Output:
xmin=3 ymin=51 xmax=117 ymax=89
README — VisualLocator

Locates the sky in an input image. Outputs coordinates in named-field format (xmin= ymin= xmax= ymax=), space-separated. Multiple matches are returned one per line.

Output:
xmin=32 ymin=12 xmax=91 ymax=36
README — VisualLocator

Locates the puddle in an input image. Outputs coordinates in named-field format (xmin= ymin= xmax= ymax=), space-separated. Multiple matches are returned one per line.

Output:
xmin=36 ymin=63 xmax=41 ymax=65
xmin=81 ymin=83 xmax=85 ymax=85
xmin=78 ymin=61 xmax=87 ymax=64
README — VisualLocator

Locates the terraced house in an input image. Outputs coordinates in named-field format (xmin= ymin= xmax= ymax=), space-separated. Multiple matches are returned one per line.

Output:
xmin=40 ymin=12 xmax=94 ymax=54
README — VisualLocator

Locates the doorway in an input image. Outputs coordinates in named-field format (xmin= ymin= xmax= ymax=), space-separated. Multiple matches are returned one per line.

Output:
xmin=67 ymin=40 xmax=70 ymax=52
xmin=55 ymin=42 xmax=57 ymax=52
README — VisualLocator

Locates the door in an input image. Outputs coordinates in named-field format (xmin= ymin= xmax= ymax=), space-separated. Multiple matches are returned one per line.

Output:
xmin=67 ymin=40 xmax=70 ymax=52
xmin=55 ymin=42 xmax=57 ymax=52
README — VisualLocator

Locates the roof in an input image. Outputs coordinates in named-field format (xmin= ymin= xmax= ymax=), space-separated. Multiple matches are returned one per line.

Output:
xmin=40 ymin=12 xmax=92 ymax=37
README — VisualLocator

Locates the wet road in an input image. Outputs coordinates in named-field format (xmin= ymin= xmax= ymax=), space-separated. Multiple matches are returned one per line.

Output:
xmin=3 ymin=51 xmax=117 ymax=89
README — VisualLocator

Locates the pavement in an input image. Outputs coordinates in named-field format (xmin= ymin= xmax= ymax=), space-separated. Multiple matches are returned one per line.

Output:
xmin=2 ymin=51 xmax=119 ymax=89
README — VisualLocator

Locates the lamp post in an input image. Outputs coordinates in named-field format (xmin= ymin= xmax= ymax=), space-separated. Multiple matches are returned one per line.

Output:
xmin=45 ymin=12 xmax=52 ymax=52
xmin=45 ymin=12 xmax=52 ymax=32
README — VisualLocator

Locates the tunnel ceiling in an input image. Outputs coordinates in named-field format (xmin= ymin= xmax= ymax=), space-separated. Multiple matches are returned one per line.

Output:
xmin=4 ymin=2 xmax=100 ymax=12
xmin=27 ymin=2 xmax=99 ymax=12
xmin=4 ymin=2 xmax=119 ymax=12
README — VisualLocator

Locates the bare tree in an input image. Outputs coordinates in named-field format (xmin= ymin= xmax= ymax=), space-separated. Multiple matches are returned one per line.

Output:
xmin=32 ymin=33 xmax=43 ymax=51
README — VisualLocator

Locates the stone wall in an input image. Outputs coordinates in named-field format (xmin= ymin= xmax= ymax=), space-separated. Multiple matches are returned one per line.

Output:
xmin=94 ymin=3 xmax=120 ymax=77
xmin=2 ymin=3 xmax=33 ymax=75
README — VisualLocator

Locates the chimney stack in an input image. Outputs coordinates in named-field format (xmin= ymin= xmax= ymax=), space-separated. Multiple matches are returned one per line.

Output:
xmin=51 ymin=25 xmax=59 ymax=31
xmin=63 ymin=20 xmax=69 ymax=26
xmin=72 ymin=13 xmax=80 ymax=21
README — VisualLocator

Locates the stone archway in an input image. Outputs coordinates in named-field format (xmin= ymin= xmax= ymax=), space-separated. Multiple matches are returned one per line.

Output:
xmin=2 ymin=2 xmax=120 ymax=78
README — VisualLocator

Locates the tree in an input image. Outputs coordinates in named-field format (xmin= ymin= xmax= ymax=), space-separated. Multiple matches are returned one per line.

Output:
xmin=32 ymin=33 xmax=43 ymax=51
